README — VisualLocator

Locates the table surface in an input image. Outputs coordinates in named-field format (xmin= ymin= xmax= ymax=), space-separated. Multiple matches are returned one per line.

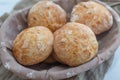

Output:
xmin=0 ymin=0 xmax=120 ymax=80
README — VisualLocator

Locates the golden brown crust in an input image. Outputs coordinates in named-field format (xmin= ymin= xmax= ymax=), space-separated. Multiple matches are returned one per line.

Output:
xmin=70 ymin=1 xmax=113 ymax=35
xmin=28 ymin=1 xmax=66 ymax=32
xmin=13 ymin=27 xmax=53 ymax=66
xmin=52 ymin=51 xmax=65 ymax=64
xmin=54 ymin=22 xmax=98 ymax=67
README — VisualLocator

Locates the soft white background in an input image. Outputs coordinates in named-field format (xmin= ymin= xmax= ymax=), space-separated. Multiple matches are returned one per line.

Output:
xmin=0 ymin=0 xmax=120 ymax=80
xmin=0 ymin=0 xmax=20 ymax=16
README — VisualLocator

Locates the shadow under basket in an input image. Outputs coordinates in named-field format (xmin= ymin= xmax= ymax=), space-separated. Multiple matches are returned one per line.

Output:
xmin=0 ymin=0 xmax=120 ymax=80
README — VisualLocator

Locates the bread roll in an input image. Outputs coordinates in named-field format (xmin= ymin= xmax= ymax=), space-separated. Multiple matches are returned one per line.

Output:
xmin=71 ymin=1 xmax=113 ymax=35
xmin=13 ymin=27 xmax=53 ymax=66
xmin=54 ymin=22 xmax=98 ymax=66
xmin=28 ymin=1 xmax=66 ymax=32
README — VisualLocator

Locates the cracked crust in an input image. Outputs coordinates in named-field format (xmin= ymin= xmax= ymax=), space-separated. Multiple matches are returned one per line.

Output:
xmin=13 ymin=27 xmax=54 ymax=66
xmin=70 ymin=1 xmax=113 ymax=35
xmin=28 ymin=1 xmax=66 ymax=32
xmin=54 ymin=22 xmax=98 ymax=66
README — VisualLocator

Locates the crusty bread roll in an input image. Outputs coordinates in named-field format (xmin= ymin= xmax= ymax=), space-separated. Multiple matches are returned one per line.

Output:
xmin=52 ymin=50 xmax=65 ymax=64
xmin=13 ymin=27 xmax=53 ymax=66
xmin=54 ymin=22 xmax=98 ymax=66
xmin=70 ymin=1 xmax=113 ymax=35
xmin=28 ymin=1 xmax=66 ymax=32
xmin=44 ymin=51 xmax=57 ymax=64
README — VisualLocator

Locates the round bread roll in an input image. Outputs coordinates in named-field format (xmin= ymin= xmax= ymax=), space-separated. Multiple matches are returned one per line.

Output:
xmin=28 ymin=1 xmax=66 ymax=32
xmin=53 ymin=52 xmax=65 ymax=64
xmin=70 ymin=1 xmax=113 ymax=35
xmin=13 ymin=27 xmax=53 ymax=66
xmin=44 ymin=51 xmax=57 ymax=64
xmin=54 ymin=22 xmax=98 ymax=66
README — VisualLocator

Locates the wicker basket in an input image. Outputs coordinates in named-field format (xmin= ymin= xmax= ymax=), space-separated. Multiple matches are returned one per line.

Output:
xmin=0 ymin=0 xmax=120 ymax=80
